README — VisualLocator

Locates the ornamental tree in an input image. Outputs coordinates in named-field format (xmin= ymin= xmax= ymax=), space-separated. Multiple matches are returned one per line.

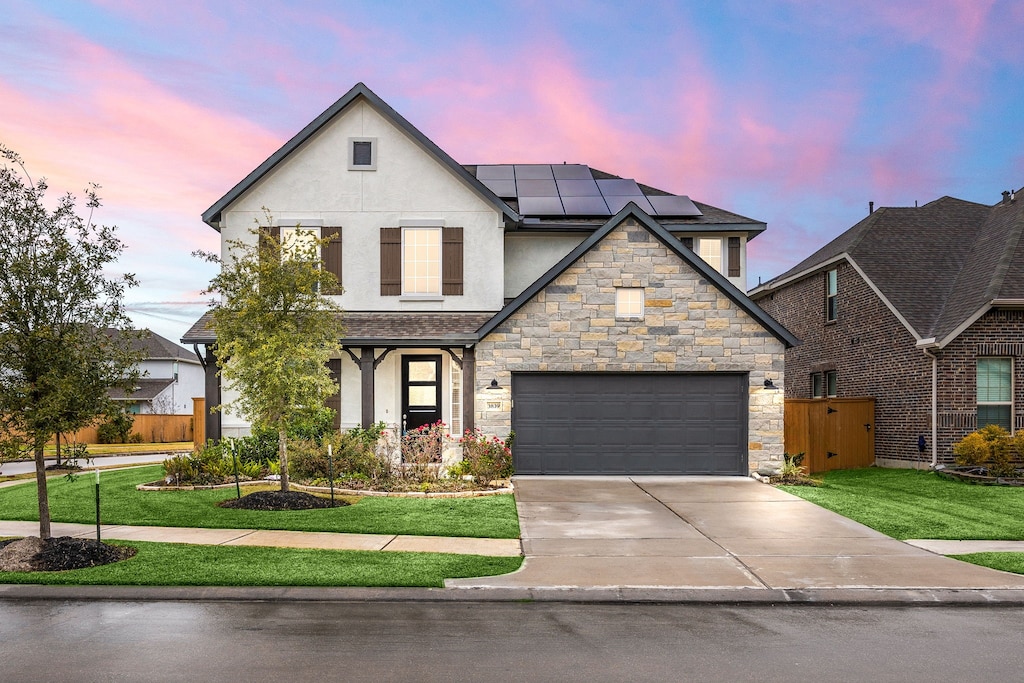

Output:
xmin=195 ymin=222 xmax=344 ymax=492
xmin=0 ymin=146 xmax=142 ymax=539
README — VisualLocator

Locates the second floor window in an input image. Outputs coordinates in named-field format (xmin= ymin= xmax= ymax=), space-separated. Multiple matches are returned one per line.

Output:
xmin=697 ymin=237 xmax=723 ymax=274
xmin=403 ymin=227 xmax=441 ymax=295
xmin=826 ymin=268 xmax=838 ymax=322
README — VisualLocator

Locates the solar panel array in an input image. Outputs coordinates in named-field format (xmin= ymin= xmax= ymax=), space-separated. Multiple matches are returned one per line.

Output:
xmin=475 ymin=164 xmax=702 ymax=218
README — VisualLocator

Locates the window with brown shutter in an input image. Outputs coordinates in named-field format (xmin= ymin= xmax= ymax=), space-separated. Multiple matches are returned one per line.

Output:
xmin=322 ymin=229 xmax=343 ymax=294
xmin=727 ymin=236 xmax=741 ymax=277
xmin=681 ymin=236 xmax=693 ymax=250
xmin=442 ymin=227 xmax=464 ymax=295
xmin=380 ymin=227 xmax=402 ymax=295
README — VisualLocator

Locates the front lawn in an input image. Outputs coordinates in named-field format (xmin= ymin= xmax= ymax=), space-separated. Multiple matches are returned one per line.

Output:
xmin=954 ymin=552 xmax=1024 ymax=575
xmin=779 ymin=468 xmax=1024 ymax=540
xmin=0 ymin=465 xmax=520 ymax=539
xmin=0 ymin=540 xmax=522 ymax=587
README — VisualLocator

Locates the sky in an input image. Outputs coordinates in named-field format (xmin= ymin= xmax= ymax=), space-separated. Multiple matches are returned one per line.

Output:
xmin=2 ymin=0 xmax=1023 ymax=345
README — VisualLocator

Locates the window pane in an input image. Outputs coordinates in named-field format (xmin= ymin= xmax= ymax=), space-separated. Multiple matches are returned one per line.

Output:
xmin=403 ymin=228 xmax=441 ymax=294
xmin=408 ymin=361 xmax=436 ymax=382
xmin=280 ymin=228 xmax=318 ymax=260
xmin=615 ymin=288 xmax=643 ymax=318
xmin=697 ymin=238 xmax=723 ymax=273
xmin=826 ymin=371 xmax=837 ymax=397
xmin=977 ymin=358 xmax=1011 ymax=402
xmin=450 ymin=362 xmax=461 ymax=436
xmin=978 ymin=405 xmax=1011 ymax=431
xmin=811 ymin=374 xmax=823 ymax=398
xmin=353 ymin=141 xmax=373 ymax=166
xmin=827 ymin=269 xmax=837 ymax=296
xmin=408 ymin=386 xmax=437 ymax=407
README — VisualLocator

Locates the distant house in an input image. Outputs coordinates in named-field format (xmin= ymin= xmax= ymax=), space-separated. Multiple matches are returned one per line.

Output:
xmin=751 ymin=191 xmax=1024 ymax=467
xmin=108 ymin=330 xmax=204 ymax=415
xmin=184 ymin=82 xmax=795 ymax=475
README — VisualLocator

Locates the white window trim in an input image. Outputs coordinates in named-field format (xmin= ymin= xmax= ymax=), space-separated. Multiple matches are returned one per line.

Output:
xmin=696 ymin=237 xmax=724 ymax=274
xmin=977 ymin=357 xmax=1013 ymax=429
xmin=401 ymin=226 xmax=442 ymax=297
xmin=615 ymin=287 xmax=644 ymax=319
xmin=348 ymin=137 xmax=377 ymax=171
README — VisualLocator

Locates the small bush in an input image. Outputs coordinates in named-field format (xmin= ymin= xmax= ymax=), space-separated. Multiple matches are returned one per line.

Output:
xmin=161 ymin=440 xmax=277 ymax=486
xmin=401 ymin=421 xmax=446 ymax=481
xmin=97 ymin=410 xmax=134 ymax=444
xmin=458 ymin=429 xmax=513 ymax=485
xmin=953 ymin=425 xmax=1021 ymax=477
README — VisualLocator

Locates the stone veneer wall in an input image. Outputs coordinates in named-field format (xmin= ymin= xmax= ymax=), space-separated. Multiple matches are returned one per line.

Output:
xmin=474 ymin=218 xmax=787 ymax=473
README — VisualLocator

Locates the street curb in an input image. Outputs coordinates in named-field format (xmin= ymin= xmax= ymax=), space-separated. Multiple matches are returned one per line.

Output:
xmin=4 ymin=584 xmax=1024 ymax=605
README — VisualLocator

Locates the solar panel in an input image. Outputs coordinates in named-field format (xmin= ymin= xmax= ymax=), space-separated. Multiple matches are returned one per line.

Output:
xmin=555 ymin=178 xmax=602 ymax=197
xmin=475 ymin=165 xmax=514 ymax=180
xmin=514 ymin=164 xmax=554 ymax=180
xmin=517 ymin=196 xmax=566 ymax=215
xmin=561 ymin=195 xmax=611 ymax=216
xmin=517 ymin=179 xmax=559 ymax=197
xmin=648 ymin=195 xmax=703 ymax=217
xmin=603 ymin=195 xmax=655 ymax=214
xmin=551 ymin=164 xmax=593 ymax=180
xmin=596 ymin=178 xmax=644 ymax=196
xmin=479 ymin=178 xmax=518 ymax=198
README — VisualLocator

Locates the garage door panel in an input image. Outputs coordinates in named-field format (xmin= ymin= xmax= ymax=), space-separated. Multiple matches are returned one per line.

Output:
xmin=512 ymin=373 xmax=747 ymax=475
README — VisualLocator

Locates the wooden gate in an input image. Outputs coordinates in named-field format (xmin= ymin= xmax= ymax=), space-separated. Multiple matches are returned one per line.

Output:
xmin=785 ymin=398 xmax=875 ymax=473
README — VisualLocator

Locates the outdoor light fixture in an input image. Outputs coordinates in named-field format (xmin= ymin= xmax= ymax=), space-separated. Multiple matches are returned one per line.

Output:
xmin=763 ymin=378 xmax=778 ymax=389
xmin=486 ymin=378 xmax=502 ymax=391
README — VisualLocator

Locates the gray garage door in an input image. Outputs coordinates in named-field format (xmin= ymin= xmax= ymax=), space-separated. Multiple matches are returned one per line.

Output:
xmin=511 ymin=373 xmax=748 ymax=475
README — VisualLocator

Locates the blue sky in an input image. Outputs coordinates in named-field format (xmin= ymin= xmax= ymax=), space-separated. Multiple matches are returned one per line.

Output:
xmin=2 ymin=0 xmax=1023 ymax=342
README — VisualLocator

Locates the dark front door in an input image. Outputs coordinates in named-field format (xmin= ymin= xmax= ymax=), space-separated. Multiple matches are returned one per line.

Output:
xmin=402 ymin=355 xmax=442 ymax=432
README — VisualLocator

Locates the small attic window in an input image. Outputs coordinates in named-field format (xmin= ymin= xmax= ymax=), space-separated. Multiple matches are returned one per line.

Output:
xmin=348 ymin=137 xmax=377 ymax=171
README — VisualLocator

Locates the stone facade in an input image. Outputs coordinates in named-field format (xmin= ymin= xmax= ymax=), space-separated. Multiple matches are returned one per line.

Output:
xmin=754 ymin=261 xmax=1024 ymax=467
xmin=474 ymin=218 xmax=787 ymax=473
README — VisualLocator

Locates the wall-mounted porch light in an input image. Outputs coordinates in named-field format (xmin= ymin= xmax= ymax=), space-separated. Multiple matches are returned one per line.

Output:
xmin=485 ymin=378 xmax=502 ymax=392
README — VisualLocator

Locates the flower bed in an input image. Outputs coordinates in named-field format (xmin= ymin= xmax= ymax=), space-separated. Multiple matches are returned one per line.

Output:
xmin=935 ymin=466 xmax=1024 ymax=487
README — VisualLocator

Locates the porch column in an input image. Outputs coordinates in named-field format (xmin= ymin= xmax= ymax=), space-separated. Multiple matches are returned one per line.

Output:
xmin=359 ymin=347 xmax=375 ymax=429
xmin=462 ymin=346 xmax=475 ymax=433
xmin=203 ymin=345 xmax=221 ymax=442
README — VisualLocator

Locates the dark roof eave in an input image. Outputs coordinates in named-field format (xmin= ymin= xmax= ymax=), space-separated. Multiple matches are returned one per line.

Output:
xmin=202 ymin=83 xmax=520 ymax=230
xmin=341 ymin=337 xmax=478 ymax=347
xmin=478 ymin=203 xmax=798 ymax=348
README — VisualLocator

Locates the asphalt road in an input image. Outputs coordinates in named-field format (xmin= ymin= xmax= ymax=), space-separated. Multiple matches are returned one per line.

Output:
xmin=1 ymin=600 xmax=1023 ymax=682
xmin=0 ymin=454 xmax=165 ymax=477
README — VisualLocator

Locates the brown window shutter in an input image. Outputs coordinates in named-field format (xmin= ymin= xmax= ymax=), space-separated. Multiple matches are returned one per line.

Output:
xmin=322 ymin=229 xmax=343 ymax=294
xmin=442 ymin=227 xmax=464 ymax=295
xmin=259 ymin=226 xmax=281 ymax=257
xmin=727 ymin=236 xmax=741 ymax=277
xmin=380 ymin=227 xmax=401 ymax=295
xmin=681 ymin=236 xmax=693 ymax=250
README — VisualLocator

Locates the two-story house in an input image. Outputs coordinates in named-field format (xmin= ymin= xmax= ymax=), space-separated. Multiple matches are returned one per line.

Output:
xmin=751 ymin=192 xmax=1024 ymax=468
xmin=108 ymin=329 xmax=205 ymax=415
xmin=183 ymin=83 xmax=795 ymax=475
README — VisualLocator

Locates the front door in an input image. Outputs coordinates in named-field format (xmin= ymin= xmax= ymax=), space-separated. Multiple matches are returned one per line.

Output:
xmin=402 ymin=355 xmax=442 ymax=433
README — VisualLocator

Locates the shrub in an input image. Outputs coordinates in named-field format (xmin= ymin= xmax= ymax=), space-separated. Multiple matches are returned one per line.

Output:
xmin=97 ymin=410 xmax=134 ymax=444
xmin=401 ymin=421 xmax=446 ymax=481
xmin=161 ymin=440 xmax=276 ymax=486
xmin=458 ymin=429 xmax=513 ymax=485
xmin=290 ymin=423 xmax=395 ymax=485
xmin=953 ymin=425 xmax=1018 ymax=476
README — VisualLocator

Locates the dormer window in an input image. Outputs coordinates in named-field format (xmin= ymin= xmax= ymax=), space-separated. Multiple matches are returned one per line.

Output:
xmin=348 ymin=137 xmax=377 ymax=171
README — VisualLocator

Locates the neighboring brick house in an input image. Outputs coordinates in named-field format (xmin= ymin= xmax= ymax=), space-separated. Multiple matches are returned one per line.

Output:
xmin=751 ymin=192 xmax=1024 ymax=467
xmin=184 ymin=82 xmax=796 ymax=475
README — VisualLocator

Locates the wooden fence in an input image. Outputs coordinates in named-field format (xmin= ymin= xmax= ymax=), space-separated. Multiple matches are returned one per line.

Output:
xmin=55 ymin=414 xmax=194 ymax=445
xmin=784 ymin=398 xmax=875 ymax=473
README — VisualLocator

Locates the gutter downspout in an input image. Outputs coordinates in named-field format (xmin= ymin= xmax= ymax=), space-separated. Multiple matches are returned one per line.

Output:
xmin=917 ymin=339 xmax=939 ymax=468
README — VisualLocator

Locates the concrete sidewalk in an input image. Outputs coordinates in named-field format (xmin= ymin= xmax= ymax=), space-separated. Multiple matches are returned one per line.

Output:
xmin=0 ymin=520 xmax=522 ymax=557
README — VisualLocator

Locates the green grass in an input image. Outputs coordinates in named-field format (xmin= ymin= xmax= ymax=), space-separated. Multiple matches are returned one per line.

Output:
xmin=779 ymin=468 xmax=1024 ymax=540
xmin=0 ymin=466 xmax=520 ymax=539
xmin=953 ymin=552 xmax=1024 ymax=575
xmin=0 ymin=540 xmax=523 ymax=587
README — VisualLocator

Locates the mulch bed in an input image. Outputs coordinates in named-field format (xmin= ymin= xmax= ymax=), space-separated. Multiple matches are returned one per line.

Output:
xmin=0 ymin=536 xmax=136 ymax=572
xmin=937 ymin=466 xmax=1024 ymax=486
xmin=218 ymin=490 xmax=349 ymax=510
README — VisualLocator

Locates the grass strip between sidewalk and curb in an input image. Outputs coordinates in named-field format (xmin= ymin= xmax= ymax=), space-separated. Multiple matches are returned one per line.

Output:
xmin=778 ymin=468 xmax=1024 ymax=541
xmin=953 ymin=552 xmax=1024 ymax=575
xmin=0 ymin=465 xmax=520 ymax=539
xmin=0 ymin=540 xmax=523 ymax=587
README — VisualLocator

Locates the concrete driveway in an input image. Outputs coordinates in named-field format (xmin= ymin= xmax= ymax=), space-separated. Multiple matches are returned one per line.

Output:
xmin=449 ymin=476 xmax=1024 ymax=590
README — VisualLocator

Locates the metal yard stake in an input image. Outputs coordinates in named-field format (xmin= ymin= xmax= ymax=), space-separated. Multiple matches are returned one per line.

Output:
xmin=94 ymin=467 xmax=101 ymax=546
xmin=327 ymin=443 xmax=335 ymax=507
xmin=231 ymin=437 xmax=241 ymax=499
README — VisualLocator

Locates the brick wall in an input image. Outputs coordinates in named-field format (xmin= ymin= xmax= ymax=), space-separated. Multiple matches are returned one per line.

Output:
xmin=755 ymin=263 xmax=1024 ymax=466
xmin=755 ymin=261 xmax=932 ymax=466
xmin=475 ymin=218 xmax=787 ymax=472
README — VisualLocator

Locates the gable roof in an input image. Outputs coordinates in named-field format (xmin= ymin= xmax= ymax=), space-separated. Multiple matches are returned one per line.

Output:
xmin=105 ymin=328 xmax=199 ymax=364
xmin=201 ymin=83 xmax=520 ymax=229
xmin=751 ymin=193 xmax=1024 ymax=345
xmin=477 ymin=203 xmax=797 ymax=347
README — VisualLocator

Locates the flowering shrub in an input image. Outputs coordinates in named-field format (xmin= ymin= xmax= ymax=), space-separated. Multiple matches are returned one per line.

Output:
xmin=457 ymin=429 xmax=514 ymax=485
xmin=401 ymin=421 xmax=447 ymax=481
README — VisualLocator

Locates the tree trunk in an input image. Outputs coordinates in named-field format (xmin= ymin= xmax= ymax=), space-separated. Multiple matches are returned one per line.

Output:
xmin=34 ymin=444 xmax=51 ymax=540
xmin=278 ymin=428 xmax=289 ymax=492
